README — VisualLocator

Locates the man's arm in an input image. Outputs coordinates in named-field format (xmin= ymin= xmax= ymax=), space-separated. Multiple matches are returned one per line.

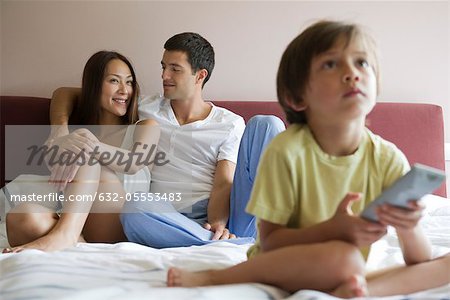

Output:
xmin=205 ymin=159 xmax=236 ymax=240
xmin=50 ymin=87 xmax=81 ymax=126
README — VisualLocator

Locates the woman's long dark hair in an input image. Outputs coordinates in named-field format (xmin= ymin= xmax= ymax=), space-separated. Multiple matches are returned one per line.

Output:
xmin=75 ymin=51 xmax=139 ymax=125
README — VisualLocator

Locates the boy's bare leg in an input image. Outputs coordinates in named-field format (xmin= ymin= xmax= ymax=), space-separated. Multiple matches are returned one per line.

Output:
xmin=168 ymin=240 xmax=366 ymax=297
xmin=367 ymin=253 xmax=450 ymax=296
xmin=331 ymin=274 xmax=368 ymax=298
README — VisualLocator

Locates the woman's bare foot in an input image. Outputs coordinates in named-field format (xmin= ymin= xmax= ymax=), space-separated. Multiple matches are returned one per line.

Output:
xmin=2 ymin=231 xmax=79 ymax=253
xmin=331 ymin=274 xmax=368 ymax=298
xmin=167 ymin=267 xmax=215 ymax=287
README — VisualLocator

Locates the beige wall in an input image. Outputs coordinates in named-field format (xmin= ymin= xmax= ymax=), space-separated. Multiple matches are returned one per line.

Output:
xmin=1 ymin=1 xmax=449 ymax=138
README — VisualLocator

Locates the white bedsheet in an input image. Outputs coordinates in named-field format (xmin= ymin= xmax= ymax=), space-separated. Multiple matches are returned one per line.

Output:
xmin=0 ymin=195 xmax=449 ymax=300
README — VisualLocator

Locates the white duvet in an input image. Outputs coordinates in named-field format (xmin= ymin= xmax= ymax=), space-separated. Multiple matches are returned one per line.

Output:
xmin=0 ymin=195 xmax=449 ymax=300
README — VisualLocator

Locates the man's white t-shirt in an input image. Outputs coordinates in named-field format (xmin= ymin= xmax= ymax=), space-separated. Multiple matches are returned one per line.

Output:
xmin=138 ymin=95 xmax=245 ymax=211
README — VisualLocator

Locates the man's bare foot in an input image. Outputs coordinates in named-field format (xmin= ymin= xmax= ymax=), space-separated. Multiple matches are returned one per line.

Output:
xmin=331 ymin=274 xmax=368 ymax=298
xmin=2 ymin=231 xmax=78 ymax=253
xmin=167 ymin=267 xmax=214 ymax=287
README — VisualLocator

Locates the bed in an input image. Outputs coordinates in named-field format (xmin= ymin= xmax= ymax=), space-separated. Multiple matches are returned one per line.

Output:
xmin=1 ymin=97 xmax=449 ymax=299
xmin=0 ymin=194 xmax=449 ymax=300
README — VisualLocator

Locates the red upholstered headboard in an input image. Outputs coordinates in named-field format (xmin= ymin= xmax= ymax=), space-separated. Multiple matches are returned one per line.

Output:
xmin=0 ymin=96 xmax=446 ymax=197
xmin=213 ymin=101 xmax=446 ymax=198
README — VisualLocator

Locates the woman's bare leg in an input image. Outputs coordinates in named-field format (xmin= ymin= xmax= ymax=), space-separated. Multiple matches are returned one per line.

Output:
xmin=5 ymin=165 xmax=131 ymax=251
xmin=367 ymin=253 xmax=450 ymax=296
xmin=168 ymin=241 xmax=366 ymax=297
xmin=3 ymin=163 xmax=101 ymax=252
xmin=82 ymin=167 xmax=127 ymax=243
xmin=6 ymin=203 xmax=58 ymax=247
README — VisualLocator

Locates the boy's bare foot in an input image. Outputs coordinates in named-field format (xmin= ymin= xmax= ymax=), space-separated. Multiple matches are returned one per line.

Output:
xmin=2 ymin=231 xmax=79 ymax=253
xmin=331 ymin=274 xmax=368 ymax=298
xmin=167 ymin=267 xmax=214 ymax=287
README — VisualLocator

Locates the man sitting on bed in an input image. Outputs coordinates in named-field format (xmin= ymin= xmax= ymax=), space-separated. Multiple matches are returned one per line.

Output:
xmin=50 ymin=32 xmax=285 ymax=248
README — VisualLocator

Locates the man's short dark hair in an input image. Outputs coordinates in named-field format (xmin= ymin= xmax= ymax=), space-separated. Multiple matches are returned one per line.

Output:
xmin=164 ymin=32 xmax=215 ymax=87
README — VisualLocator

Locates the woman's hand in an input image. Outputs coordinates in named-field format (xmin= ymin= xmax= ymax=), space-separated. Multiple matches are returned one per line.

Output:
xmin=47 ymin=129 xmax=99 ymax=191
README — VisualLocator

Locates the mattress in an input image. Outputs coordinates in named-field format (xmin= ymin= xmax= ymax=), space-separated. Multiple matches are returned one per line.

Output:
xmin=0 ymin=195 xmax=449 ymax=300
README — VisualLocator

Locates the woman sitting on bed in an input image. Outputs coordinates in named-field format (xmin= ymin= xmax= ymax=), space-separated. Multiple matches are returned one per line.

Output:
xmin=3 ymin=51 xmax=160 ymax=252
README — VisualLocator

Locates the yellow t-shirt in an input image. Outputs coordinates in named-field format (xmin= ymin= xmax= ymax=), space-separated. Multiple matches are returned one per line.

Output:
xmin=246 ymin=124 xmax=410 ymax=258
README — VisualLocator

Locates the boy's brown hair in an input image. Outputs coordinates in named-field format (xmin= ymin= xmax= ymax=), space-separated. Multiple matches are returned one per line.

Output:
xmin=276 ymin=20 xmax=380 ymax=124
